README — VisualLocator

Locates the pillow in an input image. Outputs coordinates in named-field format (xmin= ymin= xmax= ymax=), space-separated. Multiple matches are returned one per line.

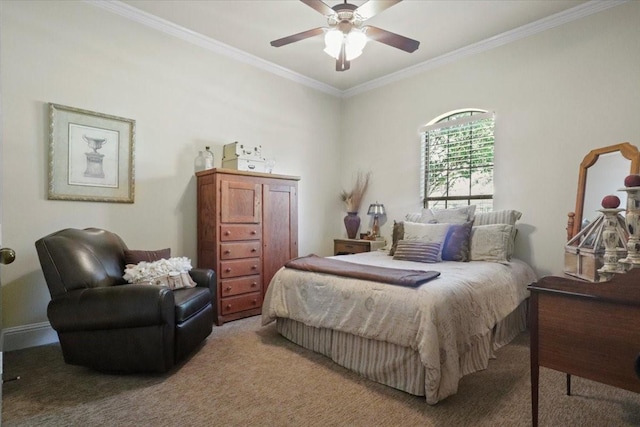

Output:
xmin=124 ymin=248 xmax=171 ymax=265
xmin=402 ymin=222 xmax=451 ymax=261
xmin=469 ymin=224 xmax=514 ymax=262
xmin=419 ymin=205 xmax=477 ymax=224
xmin=474 ymin=209 xmax=522 ymax=257
xmin=474 ymin=209 xmax=522 ymax=226
xmin=441 ymin=221 xmax=473 ymax=262
xmin=389 ymin=221 xmax=405 ymax=256
xmin=404 ymin=212 xmax=422 ymax=223
xmin=391 ymin=221 xmax=473 ymax=262
xmin=393 ymin=240 xmax=440 ymax=263
xmin=123 ymin=256 xmax=196 ymax=289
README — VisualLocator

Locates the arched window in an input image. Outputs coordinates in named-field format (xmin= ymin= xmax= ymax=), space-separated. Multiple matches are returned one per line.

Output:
xmin=420 ymin=109 xmax=494 ymax=212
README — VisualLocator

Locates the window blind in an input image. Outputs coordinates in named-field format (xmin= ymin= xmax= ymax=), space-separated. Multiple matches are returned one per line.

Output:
xmin=420 ymin=111 xmax=494 ymax=209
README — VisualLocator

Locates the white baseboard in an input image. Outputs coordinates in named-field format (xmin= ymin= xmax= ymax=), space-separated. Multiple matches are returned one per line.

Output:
xmin=2 ymin=322 xmax=59 ymax=351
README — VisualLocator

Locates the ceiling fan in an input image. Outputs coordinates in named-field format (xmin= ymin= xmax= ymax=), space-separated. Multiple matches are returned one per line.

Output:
xmin=270 ymin=0 xmax=420 ymax=72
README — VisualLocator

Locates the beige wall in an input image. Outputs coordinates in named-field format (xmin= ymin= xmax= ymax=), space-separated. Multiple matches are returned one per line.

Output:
xmin=2 ymin=1 xmax=640 ymax=349
xmin=0 ymin=1 xmax=342 ymax=338
xmin=341 ymin=1 xmax=640 ymax=278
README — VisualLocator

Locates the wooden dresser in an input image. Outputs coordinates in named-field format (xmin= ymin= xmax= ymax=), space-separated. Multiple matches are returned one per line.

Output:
xmin=528 ymin=271 xmax=640 ymax=426
xmin=196 ymin=168 xmax=299 ymax=325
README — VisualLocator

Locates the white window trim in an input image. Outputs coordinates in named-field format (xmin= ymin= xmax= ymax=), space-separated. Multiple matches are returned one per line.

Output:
xmin=420 ymin=110 xmax=494 ymax=133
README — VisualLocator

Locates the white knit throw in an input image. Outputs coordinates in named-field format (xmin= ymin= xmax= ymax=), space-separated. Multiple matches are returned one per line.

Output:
xmin=123 ymin=257 xmax=193 ymax=284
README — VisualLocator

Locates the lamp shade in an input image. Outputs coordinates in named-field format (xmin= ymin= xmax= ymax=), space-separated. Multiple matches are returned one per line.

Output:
xmin=367 ymin=203 xmax=386 ymax=216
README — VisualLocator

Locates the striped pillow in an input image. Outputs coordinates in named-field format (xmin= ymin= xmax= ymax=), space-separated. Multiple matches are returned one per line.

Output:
xmin=393 ymin=240 xmax=441 ymax=263
xmin=474 ymin=209 xmax=522 ymax=226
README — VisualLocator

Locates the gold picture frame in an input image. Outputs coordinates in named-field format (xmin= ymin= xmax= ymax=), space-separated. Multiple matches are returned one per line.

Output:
xmin=48 ymin=103 xmax=135 ymax=203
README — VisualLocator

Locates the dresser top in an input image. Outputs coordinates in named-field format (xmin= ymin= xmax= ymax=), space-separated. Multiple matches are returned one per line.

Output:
xmin=529 ymin=268 xmax=640 ymax=306
xmin=196 ymin=167 xmax=300 ymax=181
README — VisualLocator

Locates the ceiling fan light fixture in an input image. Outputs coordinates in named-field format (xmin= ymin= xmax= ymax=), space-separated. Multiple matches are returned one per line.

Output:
xmin=323 ymin=28 xmax=367 ymax=61
xmin=323 ymin=29 xmax=343 ymax=58
xmin=271 ymin=0 xmax=419 ymax=72
xmin=346 ymin=29 xmax=367 ymax=59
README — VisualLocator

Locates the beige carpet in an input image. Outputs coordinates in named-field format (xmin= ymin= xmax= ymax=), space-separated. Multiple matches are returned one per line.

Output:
xmin=2 ymin=317 xmax=640 ymax=426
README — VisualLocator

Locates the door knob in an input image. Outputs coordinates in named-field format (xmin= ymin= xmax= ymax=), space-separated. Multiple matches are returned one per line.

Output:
xmin=0 ymin=247 xmax=15 ymax=265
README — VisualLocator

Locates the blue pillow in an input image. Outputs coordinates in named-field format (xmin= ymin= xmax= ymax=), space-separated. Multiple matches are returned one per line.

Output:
xmin=442 ymin=221 xmax=473 ymax=262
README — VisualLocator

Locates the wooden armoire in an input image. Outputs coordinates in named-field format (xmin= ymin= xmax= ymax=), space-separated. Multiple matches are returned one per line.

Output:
xmin=196 ymin=168 xmax=299 ymax=325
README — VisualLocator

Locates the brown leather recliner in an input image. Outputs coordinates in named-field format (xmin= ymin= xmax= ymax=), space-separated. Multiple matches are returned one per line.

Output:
xmin=35 ymin=227 xmax=216 ymax=373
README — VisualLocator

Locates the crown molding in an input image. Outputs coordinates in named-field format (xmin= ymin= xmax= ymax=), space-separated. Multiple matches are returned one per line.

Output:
xmin=343 ymin=0 xmax=627 ymax=97
xmin=86 ymin=0 xmax=626 ymax=99
xmin=84 ymin=0 xmax=343 ymax=97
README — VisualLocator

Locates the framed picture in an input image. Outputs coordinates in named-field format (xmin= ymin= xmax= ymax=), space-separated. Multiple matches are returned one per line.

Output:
xmin=48 ymin=103 xmax=135 ymax=203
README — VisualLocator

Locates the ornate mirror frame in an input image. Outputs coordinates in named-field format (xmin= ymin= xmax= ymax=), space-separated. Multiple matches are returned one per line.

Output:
xmin=568 ymin=142 xmax=640 ymax=241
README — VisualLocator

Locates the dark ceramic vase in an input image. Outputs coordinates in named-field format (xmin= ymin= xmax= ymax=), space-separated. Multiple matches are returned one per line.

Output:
xmin=344 ymin=212 xmax=361 ymax=239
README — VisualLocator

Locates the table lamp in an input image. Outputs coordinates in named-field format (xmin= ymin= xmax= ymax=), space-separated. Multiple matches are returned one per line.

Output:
xmin=367 ymin=202 xmax=386 ymax=238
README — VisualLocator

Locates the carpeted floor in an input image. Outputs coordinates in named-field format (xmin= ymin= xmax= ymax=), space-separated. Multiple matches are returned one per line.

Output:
xmin=2 ymin=316 xmax=640 ymax=426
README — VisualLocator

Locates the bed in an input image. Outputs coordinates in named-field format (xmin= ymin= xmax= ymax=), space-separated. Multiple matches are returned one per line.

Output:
xmin=261 ymin=208 xmax=537 ymax=404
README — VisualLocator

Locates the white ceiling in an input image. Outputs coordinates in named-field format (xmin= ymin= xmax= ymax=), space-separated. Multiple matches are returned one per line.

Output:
xmin=115 ymin=0 xmax=607 ymax=95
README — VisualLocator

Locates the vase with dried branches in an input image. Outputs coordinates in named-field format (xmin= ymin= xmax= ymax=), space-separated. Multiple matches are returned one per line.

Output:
xmin=340 ymin=172 xmax=370 ymax=239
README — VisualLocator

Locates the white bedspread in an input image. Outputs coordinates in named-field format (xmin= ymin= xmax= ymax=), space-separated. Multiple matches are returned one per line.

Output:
xmin=262 ymin=251 xmax=537 ymax=403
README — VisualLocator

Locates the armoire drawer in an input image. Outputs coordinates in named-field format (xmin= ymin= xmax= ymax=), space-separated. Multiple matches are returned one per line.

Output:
xmin=221 ymin=292 xmax=262 ymax=315
xmin=221 ymin=275 xmax=262 ymax=297
xmin=220 ymin=241 xmax=261 ymax=260
xmin=220 ymin=258 xmax=261 ymax=278
xmin=220 ymin=224 xmax=261 ymax=241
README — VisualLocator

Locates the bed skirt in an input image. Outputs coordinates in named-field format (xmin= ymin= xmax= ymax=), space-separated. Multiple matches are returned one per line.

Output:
xmin=276 ymin=299 xmax=528 ymax=399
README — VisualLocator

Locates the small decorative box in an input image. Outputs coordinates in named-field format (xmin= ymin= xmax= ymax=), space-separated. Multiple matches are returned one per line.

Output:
xmin=223 ymin=142 xmax=262 ymax=161
xmin=222 ymin=158 xmax=265 ymax=173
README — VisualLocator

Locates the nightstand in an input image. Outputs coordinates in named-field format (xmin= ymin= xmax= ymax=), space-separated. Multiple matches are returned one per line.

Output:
xmin=334 ymin=238 xmax=386 ymax=255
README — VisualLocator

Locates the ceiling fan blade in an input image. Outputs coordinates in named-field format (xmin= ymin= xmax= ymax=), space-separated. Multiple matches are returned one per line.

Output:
xmin=355 ymin=0 xmax=402 ymax=21
xmin=336 ymin=44 xmax=350 ymax=71
xmin=364 ymin=25 xmax=419 ymax=53
xmin=300 ymin=0 xmax=336 ymax=16
xmin=270 ymin=27 xmax=325 ymax=47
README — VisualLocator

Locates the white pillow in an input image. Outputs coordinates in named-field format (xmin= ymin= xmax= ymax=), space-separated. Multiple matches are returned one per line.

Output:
xmin=470 ymin=224 xmax=514 ymax=262
xmin=474 ymin=209 xmax=522 ymax=257
xmin=405 ymin=212 xmax=422 ymax=222
xmin=402 ymin=222 xmax=450 ymax=261
xmin=420 ymin=205 xmax=477 ymax=224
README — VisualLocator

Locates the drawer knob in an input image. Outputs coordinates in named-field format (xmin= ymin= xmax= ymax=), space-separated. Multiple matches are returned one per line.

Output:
xmin=252 ymin=299 xmax=257 ymax=305
xmin=251 ymin=282 xmax=257 ymax=287
xmin=226 ymin=286 xmax=232 ymax=291
xmin=251 ymin=248 xmax=257 ymax=252
xmin=224 ymin=250 xmax=231 ymax=254
xmin=226 ymin=304 xmax=232 ymax=309
xmin=251 ymin=230 xmax=257 ymax=235
xmin=225 ymin=268 xmax=231 ymax=273
xmin=225 ymin=231 xmax=231 ymax=236
xmin=251 ymin=265 xmax=257 ymax=270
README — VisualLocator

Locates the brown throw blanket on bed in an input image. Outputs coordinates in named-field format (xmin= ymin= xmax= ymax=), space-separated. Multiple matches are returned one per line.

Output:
xmin=284 ymin=254 xmax=440 ymax=287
